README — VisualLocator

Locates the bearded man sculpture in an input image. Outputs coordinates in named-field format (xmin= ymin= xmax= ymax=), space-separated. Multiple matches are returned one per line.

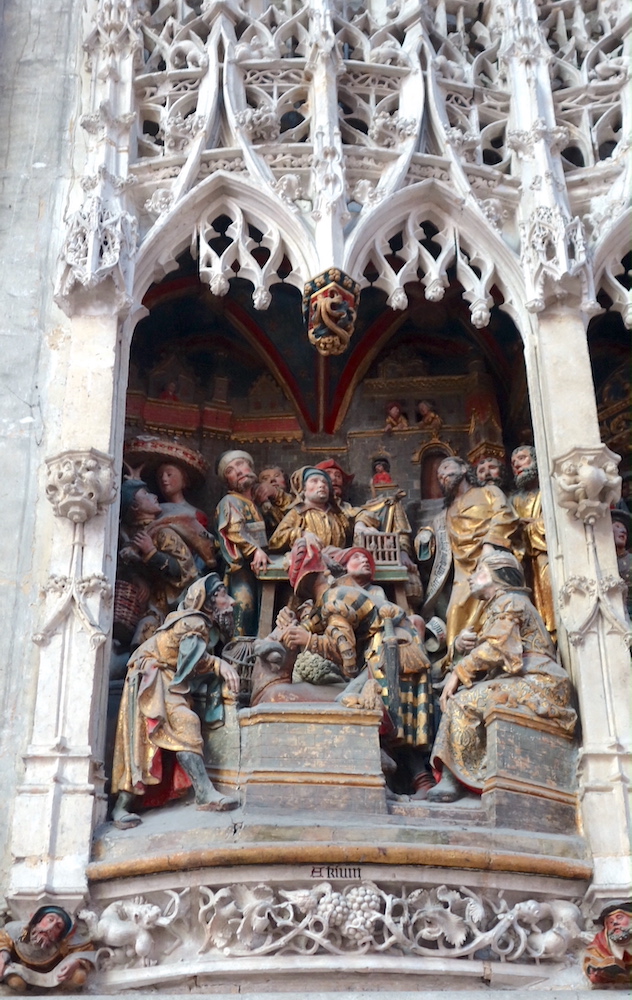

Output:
xmin=428 ymin=551 xmax=576 ymax=802
xmin=0 ymin=906 xmax=93 ymax=991
xmin=111 ymin=574 xmax=240 ymax=827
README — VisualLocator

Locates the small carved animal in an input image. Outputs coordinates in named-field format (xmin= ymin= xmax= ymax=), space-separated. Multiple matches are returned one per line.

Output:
xmin=78 ymin=899 xmax=165 ymax=967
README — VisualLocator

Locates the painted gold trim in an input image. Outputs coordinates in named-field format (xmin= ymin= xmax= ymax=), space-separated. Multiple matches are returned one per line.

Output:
xmin=483 ymin=776 xmax=577 ymax=806
xmin=86 ymin=843 xmax=592 ymax=884
xmin=242 ymin=770 xmax=384 ymax=787
xmin=485 ymin=707 xmax=576 ymax=741
xmin=239 ymin=708 xmax=382 ymax=727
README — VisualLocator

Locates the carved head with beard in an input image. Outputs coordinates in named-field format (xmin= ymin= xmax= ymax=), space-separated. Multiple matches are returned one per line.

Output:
xmin=15 ymin=907 xmax=73 ymax=965
xmin=511 ymin=445 xmax=538 ymax=489
xmin=437 ymin=457 xmax=478 ymax=508
xmin=202 ymin=573 xmax=235 ymax=639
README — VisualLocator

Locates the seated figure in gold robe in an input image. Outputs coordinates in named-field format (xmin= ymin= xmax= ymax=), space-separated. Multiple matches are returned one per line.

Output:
xmin=428 ymin=551 xmax=576 ymax=802
xmin=268 ymin=467 xmax=352 ymax=552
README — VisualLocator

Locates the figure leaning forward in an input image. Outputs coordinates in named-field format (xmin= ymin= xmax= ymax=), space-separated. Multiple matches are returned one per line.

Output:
xmin=111 ymin=574 xmax=240 ymax=827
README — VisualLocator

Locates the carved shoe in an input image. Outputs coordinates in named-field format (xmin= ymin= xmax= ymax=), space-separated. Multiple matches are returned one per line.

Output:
xmin=426 ymin=768 xmax=464 ymax=803
xmin=409 ymin=769 xmax=436 ymax=800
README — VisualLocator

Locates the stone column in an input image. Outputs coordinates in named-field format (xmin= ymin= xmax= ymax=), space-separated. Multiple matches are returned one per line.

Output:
xmin=527 ymin=306 xmax=630 ymax=905
xmin=6 ymin=0 xmax=140 ymax=916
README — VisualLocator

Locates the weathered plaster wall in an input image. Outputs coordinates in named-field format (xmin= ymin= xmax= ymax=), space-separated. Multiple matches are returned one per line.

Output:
xmin=0 ymin=0 xmax=82 ymax=894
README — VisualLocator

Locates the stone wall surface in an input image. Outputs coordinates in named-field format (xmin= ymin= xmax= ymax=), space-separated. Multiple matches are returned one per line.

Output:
xmin=0 ymin=0 xmax=82 ymax=892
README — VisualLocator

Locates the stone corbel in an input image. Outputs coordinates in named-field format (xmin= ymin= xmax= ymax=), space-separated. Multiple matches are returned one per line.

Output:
xmin=35 ymin=449 xmax=117 ymax=647
xmin=552 ymin=445 xmax=621 ymax=525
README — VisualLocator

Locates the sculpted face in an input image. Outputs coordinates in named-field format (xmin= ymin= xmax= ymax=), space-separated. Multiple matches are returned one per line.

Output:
xmin=259 ymin=467 xmax=286 ymax=490
xmin=158 ymin=463 xmax=187 ymax=500
xmin=345 ymin=551 xmax=372 ymax=580
xmin=476 ymin=457 xmax=502 ymax=484
xmin=437 ymin=459 xmax=466 ymax=495
xmin=224 ymin=456 xmax=256 ymax=492
xmin=132 ymin=487 xmax=161 ymax=517
xmin=612 ymin=520 xmax=629 ymax=551
xmin=304 ymin=473 xmax=330 ymax=505
xmin=326 ymin=467 xmax=344 ymax=499
xmin=388 ymin=404 xmax=401 ymax=419
xmin=511 ymin=448 xmax=533 ymax=477
xmin=604 ymin=909 xmax=632 ymax=944
xmin=31 ymin=912 xmax=66 ymax=947
xmin=206 ymin=584 xmax=236 ymax=637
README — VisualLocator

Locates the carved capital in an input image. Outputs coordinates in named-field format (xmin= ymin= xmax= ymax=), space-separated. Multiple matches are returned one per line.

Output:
xmin=303 ymin=269 xmax=361 ymax=356
xmin=552 ymin=445 xmax=621 ymax=525
xmin=45 ymin=449 xmax=116 ymax=524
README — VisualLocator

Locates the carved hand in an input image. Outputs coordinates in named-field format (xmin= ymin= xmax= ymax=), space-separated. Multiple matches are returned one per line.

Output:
xmin=439 ymin=670 xmax=460 ymax=713
xmin=132 ymin=530 xmax=157 ymax=556
xmin=218 ymin=659 xmax=240 ymax=694
xmin=454 ymin=628 xmax=478 ymax=654
xmin=280 ymin=626 xmax=310 ymax=650
xmin=251 ymin=548 xmax=270 ymax=574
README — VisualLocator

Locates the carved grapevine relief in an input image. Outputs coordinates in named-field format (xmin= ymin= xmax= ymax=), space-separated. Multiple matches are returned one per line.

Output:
xmin=82 ymin=882 xmax=591 ymax=974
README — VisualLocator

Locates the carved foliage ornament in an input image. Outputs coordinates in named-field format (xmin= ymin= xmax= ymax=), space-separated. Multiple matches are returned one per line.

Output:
xmin=81 ymin=882 xmax=591 ymax=971
xmin=303 ymin=269 xmax=361 ymax=356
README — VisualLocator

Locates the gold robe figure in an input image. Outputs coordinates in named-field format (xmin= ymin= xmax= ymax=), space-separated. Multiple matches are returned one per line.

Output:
xmin=510 ymin=445 xmax=555 ymax=638
xmin=417 ymin=480 xmax=519 ymax=645
xmin=430 ymin=555 xmax=576 ymax=795
xmin=511 ymin=487 xmax=555 ymax=637
xmin=268 ymin=467 xmax=352 ymax=552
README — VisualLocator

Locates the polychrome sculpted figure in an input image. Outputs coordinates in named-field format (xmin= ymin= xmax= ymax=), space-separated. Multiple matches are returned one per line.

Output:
xmin=428 ymin=552 xmax=576 ymax=803
xmin=256 ymin=466 xmax=293 ymax=530
xmin=215 ymin=450 xmax=269 ymax=635
xmin=0 ymin=906 xmax=94 ymax=992
xmin=279 ymin=537 xmax=434 ymax=796
xmin=117 ymin=479 xmax=198 ymax=645
xmin=415 ymin=456 xmax=519 ymax=645
xmin=111 ymin=574 xmax=240 ymax=827
xmin=371 ymin=457 xmax=394 ymax=487
xmin=509 ymin=445 xmax=555 ymax=636
xmin=612 ymin=509 xmax=631 ymax=622
xmin=268 ymin=467 xmax=351 ymax=552
xmin=475 ymin=455 xmax=507 ymax=490
xmin=384 ymin=401 xmax=409 ymax=433
xmin=416 ymin=399 xmax=443 ymax=435
xmin=583 ymin=901 xmax=632 ymax=986
xmin=155 ymin=461 xmax=217 ymax=573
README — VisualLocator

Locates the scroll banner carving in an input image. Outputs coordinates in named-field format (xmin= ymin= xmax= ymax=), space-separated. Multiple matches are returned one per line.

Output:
xmin=303 ymin=268 xmax=361 ymax=356
xmin=552 ymin=445 xmax=621 ymax=525
xmin=35 ymin=449 xmax=116 ymax=647
xmin=81 ymin=882 xmax=591 ymax=973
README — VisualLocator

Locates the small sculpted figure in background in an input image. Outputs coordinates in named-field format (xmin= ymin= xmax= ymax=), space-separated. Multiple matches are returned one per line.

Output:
xmin=428 ymin=551 xmax=576 ymax=803
xmin=371 ymin=457 xmax=394 ymax=487
xmin=155 ymin=461 xmax=217 ymax=574
xmin=0 ymin=906 xmax=94 ymax=992
xmin=416 ymin=400 xmax=443 ymax=435
xmin=583 ymin=901 xmax=632 ymax=986
xmin=612 ymin=509 xmax=631 ymax=622
xmin=384 ymin=401 xmax=409 ymax=434
xmin=215 ymin=450 xmax=269 ymax=636
xmin=111 ymin=574 xmax=240 ymax=828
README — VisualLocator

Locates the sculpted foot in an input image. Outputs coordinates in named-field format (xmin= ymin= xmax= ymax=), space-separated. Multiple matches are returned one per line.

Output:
xmin=112 ymin=792 xmax=142 ymax=828
xmin=410 ymin=769 xmax=435 ymax=800
xmin=426 ymin=768 xmax=464 ymax=803
xmin=196 ymin=792 xmax=239 ymax=812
